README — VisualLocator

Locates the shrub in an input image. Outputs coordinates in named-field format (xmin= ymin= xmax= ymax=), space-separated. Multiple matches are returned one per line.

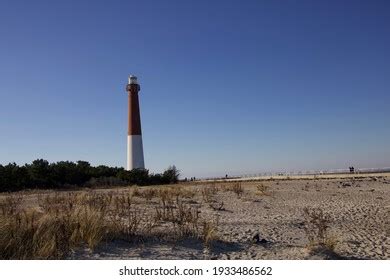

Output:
xmin=84 ymin=177 xmax=127 ymax=187
xmin=228 ymin=182 xmax=243 ymax=197
xmin=303 ymin=207 xmax=338 ymax=251
xmin=162 ymin=165 xmax=180 ymax=184
xmin=201 ymin=185 xmax=218 ymax=203
xmin=117 ymin=168 xmax=150 ymax=186
xmin=140 ymin=188 xmax=158 ymax=200
xmin=154 ymin=197 xmax=200 ymax=238
xmin=200 ymin=220 xmax=218 ymax=247
xmin=256 ymin=184 xmax=269 ymax=195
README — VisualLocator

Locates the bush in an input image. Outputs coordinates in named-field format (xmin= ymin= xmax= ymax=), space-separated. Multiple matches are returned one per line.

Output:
xmin=162 ymin=165 xmax=180 ymax=184
xmin=84 ymin=177 xmax=127 ymax=187
xmin=117 ymin=168 xmax=150 ymax=186
xmin=0 ymin=160 xmax=180 ymax=192
xmin=227 ymin=182 xmax=243 ymax=197
xmin=303 ymin=207 xmax=338 ymax=251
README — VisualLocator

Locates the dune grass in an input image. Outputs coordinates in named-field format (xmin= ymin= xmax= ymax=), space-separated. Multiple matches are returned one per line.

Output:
xmin=0 ymin=187 xmax=217 ymax=259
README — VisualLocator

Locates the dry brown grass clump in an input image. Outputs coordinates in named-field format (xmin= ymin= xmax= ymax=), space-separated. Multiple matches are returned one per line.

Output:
xmin=0 ymin=206 xmax=108 ymax=259
xmin=177 ymin=187 xmax=197 ymax=199
xmin=155 ymin=186 xmax=196 ymax=204
xmin=303 ymin=207 xmax=338 ymax=252
xmin=302 ymin=182 xmax=310 ymax=191
xmin=256 ymin=184 xmax=269 ymax=196
xmin=201 ymin=184 xmax=218 ymax=203
xmin=132 ymin=185 xmax=197 ymax=202
xmin=200 ymin=220 xmax=218 ymax=247
xmin=0 ymin=193 xmax=23 ymax=215
xmin=154 ymin=197 xmax=200 ymax=237
xmin=132 ymin=186 xmax=142 ymax=197
xmin=140 ymin=188 xmax=158 ymax=200
xmin=227 ymin=182 xmax=243 ymax=197
xmin=152 ymin=186 xmax=221 ymax=243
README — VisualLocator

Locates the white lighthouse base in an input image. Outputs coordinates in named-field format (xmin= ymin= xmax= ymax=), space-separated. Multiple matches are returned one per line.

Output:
xmin=127 ymin=135 xmax=145 ymax=170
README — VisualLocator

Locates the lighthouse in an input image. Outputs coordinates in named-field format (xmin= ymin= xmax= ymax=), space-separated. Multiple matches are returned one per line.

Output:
xmin=126 ymin=75 xmax=145 ymax=170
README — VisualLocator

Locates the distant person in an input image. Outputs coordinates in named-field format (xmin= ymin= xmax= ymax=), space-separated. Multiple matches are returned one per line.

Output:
xmin=225 ymin=174 xmax=228 ymax=179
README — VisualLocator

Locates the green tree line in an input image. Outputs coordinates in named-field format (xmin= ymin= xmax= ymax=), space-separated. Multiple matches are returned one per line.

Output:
xmin=0 ymin=159 xmax=180 ymax=192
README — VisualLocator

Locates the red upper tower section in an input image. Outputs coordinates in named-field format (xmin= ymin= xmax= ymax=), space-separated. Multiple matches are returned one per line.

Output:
xmin=126 ymin=76 xmax=142 ymax=136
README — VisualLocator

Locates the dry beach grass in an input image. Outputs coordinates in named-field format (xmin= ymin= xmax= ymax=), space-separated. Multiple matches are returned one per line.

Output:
xmin=0 ymin=174 xmax=389 ymax=259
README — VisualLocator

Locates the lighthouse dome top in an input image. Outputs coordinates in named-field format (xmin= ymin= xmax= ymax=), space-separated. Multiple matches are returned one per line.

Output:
xmin=128 ymin=75 xmax=139 ymax=85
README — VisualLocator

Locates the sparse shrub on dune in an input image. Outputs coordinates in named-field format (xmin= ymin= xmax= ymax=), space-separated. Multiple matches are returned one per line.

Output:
xmin=302 ymin=183 xmax=310 ymax=191
xmin=201 ymin=186 xmax=215 ymax=203
xmin=152 ymin=189 xmax=221 ymax=242
xmin=109 ymin=207 xmax=144 ymax=240
xmin=182 ymin=188 xmax=197 ymax=199
xmin=200 ymin=220 xmax=218 ymax=247
xmin=154 ymin=196 xmax=201 ymax=238
xmin=80 ymin=191 xmax=113 ymax=212
xmin=199 ymin=183 xmax=219 ymax=203
xmin=256 ymin=184 xmax=269 ymax=196
xmin=303 ymin=207 xmax=338 ymax=253
xmin=171 ymin=186 xmax=196 ymax=199
xmin=132 ymin=186 xmax=142 ymax=197
xmin=156 ymin=188 xmax=175 ymax=207
xmin=140 ymin=188 xmax=158 ymax=200
xmin=112 ymin=192 xmax=133 ymax=213
xmin=71 ymin=206 xmax=108 ymax=249
xmin=227 ymin=182 xmax=243 ymax=197
xmin=154 ymin=186 xmax=196 ymax=204
xmin=38 ymin=192 xmax=80 ymax=213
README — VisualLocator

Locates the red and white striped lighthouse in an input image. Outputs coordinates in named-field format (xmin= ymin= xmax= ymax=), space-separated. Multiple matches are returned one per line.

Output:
xmin=126 ymin=75 xmax=145 ymax=170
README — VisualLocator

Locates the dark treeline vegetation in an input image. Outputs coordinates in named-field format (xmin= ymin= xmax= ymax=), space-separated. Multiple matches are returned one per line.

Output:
xmin=0 ymin=159 xmax=180 ymax=192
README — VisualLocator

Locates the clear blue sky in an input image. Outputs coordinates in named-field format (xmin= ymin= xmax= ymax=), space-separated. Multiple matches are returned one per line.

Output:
xmin=1 ymin=0 xmax=389 ymax=178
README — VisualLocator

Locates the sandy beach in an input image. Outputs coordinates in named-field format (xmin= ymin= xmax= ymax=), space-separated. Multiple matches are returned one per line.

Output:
xmin=2 ymin=173 xmax=388 ymax=260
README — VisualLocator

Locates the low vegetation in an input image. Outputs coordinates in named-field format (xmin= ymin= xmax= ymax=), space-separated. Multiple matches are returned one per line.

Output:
xmin=303 ymin=207 xmax=338 ymax=252
xmin=0 ymin=159 xmax=180 ymax=192
xmin=256 ymin=184 xmax=269 ymax=195
xmin=227 ymin=182 xmax=243 ymax=197
xmin=201 ymin=184 xmax=218 ymax=203
xmin=0 ymin=185 xmax=218 ymax=259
